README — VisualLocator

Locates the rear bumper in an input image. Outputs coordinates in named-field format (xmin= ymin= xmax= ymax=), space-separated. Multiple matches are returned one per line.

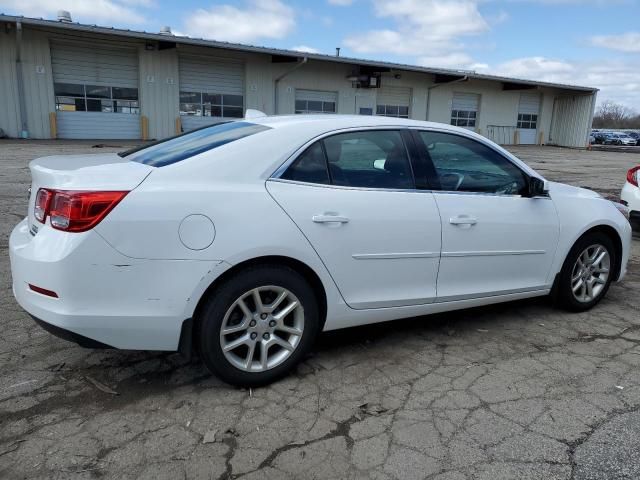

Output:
xmin=10 ymin=218 xmax=221 ymax=351
xmin=30 ymin=315 xmax=113 ymax=349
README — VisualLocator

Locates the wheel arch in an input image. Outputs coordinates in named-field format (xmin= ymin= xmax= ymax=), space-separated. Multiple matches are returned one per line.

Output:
xmin=192 ymin=255 xmax=328 ymax=338
xmin=567 ymin=224 xmax=623 ymax=281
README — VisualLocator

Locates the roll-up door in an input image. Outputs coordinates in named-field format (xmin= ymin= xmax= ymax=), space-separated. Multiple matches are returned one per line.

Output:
xmin=294 ymin=89 xmax=337 ymax=114
xmin=178 ymin=55 xmax=245 ymax=131
xmin=376 ymin=86 xmax=411 ymax=117
xmin=451 ymin=93 xmax=480 ymax=131
xmin=51 ymin=41 xmax=140 ymax=139
xmin=517 ymin=93 xmax=541 ymax=144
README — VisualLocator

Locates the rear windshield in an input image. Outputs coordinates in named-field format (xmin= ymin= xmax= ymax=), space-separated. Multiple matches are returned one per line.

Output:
xmin=124 ymin=121 xmax=271 ymax=167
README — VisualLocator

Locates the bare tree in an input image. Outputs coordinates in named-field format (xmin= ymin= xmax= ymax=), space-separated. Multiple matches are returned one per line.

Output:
xmin=592 ymin=100 xmax=640 ymax=129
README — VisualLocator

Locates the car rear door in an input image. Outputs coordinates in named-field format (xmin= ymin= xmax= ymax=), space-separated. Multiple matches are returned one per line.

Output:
xmin=267 ymin=128 xmax=442 ymax=310
xmin=412 ymin=129 xmax=560 ymax=301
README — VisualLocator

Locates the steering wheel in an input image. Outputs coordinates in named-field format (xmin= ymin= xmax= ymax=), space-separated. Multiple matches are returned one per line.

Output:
xmin=495 ymin=181 xmax=520 ymax=195
xmin=439 ymin=172 xmax=465 ymax=191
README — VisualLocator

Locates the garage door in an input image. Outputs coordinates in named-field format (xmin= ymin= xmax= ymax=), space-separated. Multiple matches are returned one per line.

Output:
xmin=294 ymin=90 xmax=337 ymax=114
xmin=376 ymin=87 xmax=411 ymax=118
xmin=51 ymin=41 xmax=141 ymax=139
xmin=179 ymin=55 xmax=245 ymax=131
xmin=451 ymin=93 xmax=479 ymax=131
xmin=517 ymin=93 xmax=540 ymax=144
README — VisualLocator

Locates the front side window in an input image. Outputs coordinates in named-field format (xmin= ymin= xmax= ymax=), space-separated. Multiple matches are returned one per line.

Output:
xmin=179 ymin=92 xmax=244 ymax=119
xmin=281 ymin=130 xmax=414 ymax=190
xmin=417 ymin=131 xmax=527 ymax=195
xmin=450 ymin=110 xmax=477 ymax=127
xmin=54 ymin=83 xmax=139 ymax=114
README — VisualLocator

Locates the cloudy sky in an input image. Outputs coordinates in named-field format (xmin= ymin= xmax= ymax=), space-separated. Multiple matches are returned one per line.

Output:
xmin=1 ymin=0 xmax=639 ymax=109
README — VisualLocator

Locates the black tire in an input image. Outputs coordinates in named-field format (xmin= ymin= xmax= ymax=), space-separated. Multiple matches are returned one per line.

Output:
xmin=555 ymin=232 xmax=616 ymax=312
xmin=197 ymin=265 xmax=320 ymax=387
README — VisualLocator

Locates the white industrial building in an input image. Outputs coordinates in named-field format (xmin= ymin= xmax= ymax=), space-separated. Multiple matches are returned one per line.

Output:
xmin=0 ymin=13 xmax=597 ymax=147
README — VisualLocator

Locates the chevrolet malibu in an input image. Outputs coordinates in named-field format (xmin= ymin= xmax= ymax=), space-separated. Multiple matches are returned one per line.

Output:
xmin=10 ymin=115 xmax=632 ymax=386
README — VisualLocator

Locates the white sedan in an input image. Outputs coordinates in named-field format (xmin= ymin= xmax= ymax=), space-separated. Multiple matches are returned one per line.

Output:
xmin=10 ymin=115 xmax=632 ymax=386
xmin=621 ymin=165 xmax=640 ymax=228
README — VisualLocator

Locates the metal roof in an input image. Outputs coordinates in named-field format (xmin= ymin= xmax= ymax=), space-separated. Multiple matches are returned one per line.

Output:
xmin=0 ymin=13 xmax=597 ymax=93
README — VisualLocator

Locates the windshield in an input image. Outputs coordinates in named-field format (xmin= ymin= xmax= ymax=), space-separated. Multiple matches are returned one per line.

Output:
xmin=125 ymin=121 xmax=271 ymax=167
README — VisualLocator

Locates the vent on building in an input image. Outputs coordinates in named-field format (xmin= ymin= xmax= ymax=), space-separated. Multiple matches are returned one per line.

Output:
xmin=159 ymin=26 xmax=173 ymax=35
xmin=57 ymin=10 xmax=72 ymax=23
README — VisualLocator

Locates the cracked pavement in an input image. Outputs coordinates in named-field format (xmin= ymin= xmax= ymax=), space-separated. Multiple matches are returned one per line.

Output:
xmin=1 ymin=141 xmax=639 ymax=479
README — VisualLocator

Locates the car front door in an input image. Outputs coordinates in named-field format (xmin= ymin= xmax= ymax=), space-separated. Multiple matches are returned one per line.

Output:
xmin=267 ymin=129 xmax=442 ymax=310
xmin=413 ymin=129 xmax=560 ymax=301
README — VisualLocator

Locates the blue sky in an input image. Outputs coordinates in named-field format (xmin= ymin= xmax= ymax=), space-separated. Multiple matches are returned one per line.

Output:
xmin=2 ymin=0 xmax=640 ymax=109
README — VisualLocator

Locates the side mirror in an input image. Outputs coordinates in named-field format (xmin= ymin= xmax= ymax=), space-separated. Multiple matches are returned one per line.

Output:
xmin=528 ymin=177 xmax=549 ymax=197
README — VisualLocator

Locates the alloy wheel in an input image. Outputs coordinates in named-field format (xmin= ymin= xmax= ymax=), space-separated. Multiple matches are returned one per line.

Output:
xmin=219 ymin=286 xmax=304 ymax=372
xmin=571 ymin=244 xmax=610 ymax=303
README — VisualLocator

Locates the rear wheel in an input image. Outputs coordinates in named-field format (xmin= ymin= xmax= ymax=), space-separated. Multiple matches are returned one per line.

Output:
xmin=197 ymin=265 xmax=320 ymax=387
xmin=555 ymin=232 xmax=616 ymax=311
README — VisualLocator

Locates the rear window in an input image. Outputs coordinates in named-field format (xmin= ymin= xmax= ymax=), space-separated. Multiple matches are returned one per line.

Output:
xmin=124 ymin=121 xmax=271 ymax=167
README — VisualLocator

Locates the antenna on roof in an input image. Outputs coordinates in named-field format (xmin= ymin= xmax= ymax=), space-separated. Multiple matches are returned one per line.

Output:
xmin=335 ymin=47 xmax=341 ymax=57
xmin=57 ymin=10 xmax=72 ymax=23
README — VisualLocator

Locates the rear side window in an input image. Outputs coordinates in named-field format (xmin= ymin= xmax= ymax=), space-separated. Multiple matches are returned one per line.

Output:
xmin=281 ymin=130 xmax=414 ymax=190
xmin=125 ymin=121 xmax=271 ymax=167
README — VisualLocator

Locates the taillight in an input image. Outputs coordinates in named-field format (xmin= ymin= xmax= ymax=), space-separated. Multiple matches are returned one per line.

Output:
xmin=627 ymin=166 xmax=640 ymax=187
xmin=34 ymin=188 xmax=128 ymax=232
xmin=34 ymin=188 xmax=52 ymax=223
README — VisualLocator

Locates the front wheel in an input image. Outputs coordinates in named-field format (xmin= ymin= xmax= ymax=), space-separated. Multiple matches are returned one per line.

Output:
xmin=555 ymin=233 xmax=616 ymax=311
xmin=197 ymin=265 xmax=320 ymax=387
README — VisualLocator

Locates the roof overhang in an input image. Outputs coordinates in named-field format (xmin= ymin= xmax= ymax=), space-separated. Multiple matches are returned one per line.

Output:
xmin=0 ymin=14 xmax=598 ymax=94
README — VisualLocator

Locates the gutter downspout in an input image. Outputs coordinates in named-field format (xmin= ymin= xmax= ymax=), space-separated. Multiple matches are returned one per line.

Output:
xmin=425 ymin=75 xmax=468 ymax=121
xmin=15 ymin=21 xmax=29 ymax=138
xmin=274 ymin=57 xmax=308 ymax=115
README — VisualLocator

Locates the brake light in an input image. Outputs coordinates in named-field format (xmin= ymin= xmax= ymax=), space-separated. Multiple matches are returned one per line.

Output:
xmin=34 ymin=188 xmax=52 ymax=223
xmin=627 ymin=166 xmax=640 ymax=187
xmin=34 ymin=188 xmax=128 ymax=232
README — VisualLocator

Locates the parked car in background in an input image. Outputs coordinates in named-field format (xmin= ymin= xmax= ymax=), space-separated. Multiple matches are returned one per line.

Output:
xmin=593 ymin=132 xmax=611 ymax=144
xmin=9 ymin=114 xmax=632 ymax=386
xmin=621 ymin=165 xmax=640 ymax=229
xmin=625 ymin=131 xmax=640 ymax=146
xmin=604 ymin=132 xmax=637 ymax=146
xmin=589 ymin=133 xmax=596 ymax=145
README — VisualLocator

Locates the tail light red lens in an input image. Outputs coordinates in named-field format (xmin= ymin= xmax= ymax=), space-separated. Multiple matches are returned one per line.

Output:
xmin=34 ymin=189 xmax=128 ymax=232
xmin=34 ymin=188 xmax=53 ymax=223
xmin=627 ymin=166 xmax=640 ymax=187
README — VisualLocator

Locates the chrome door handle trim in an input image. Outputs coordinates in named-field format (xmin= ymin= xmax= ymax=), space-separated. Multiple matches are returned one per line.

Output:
xmin=312 ymin=214 xmax=350 ymax=224
xmin=449 ymin=216 xmax=477 ymax=225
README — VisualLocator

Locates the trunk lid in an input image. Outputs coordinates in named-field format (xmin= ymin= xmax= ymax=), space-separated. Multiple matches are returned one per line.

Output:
xmin=27 ymin=153 xmax=154 ymax=234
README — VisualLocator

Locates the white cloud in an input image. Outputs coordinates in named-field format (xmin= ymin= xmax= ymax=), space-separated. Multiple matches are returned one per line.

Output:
xmin=492 ymin=56 xmax=640 ymax=110
xmin=291 ymin=45 xmax=320 ymax=53
xmin=343 ymin=0 xmax=489 ymax=68
xmin=183 ymin=0 xmax=295 ymax=43
xmin=591 ymin=32 xmax=640 ymax=53
xmin=0 ymin=0 xmax=148 ymax=23
xmin=328 ymin=0 xmax=354 ymax=5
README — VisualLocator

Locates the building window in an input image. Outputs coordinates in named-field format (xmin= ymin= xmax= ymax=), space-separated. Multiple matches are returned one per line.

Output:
xmin=517 ymin=113 xmax=538 ymax=129
xmin=376 ymin=105 xmax=409 ymax=118
xmin=359 ymin=107 xmax=373 ymax=115
xmin=450 ymin=110 xmax=477 ymax=127
xmin=179 ymin=92 xmax=244 ymax=118
xmin=54 ymin=83 xmax=139 ymax=114
xmin=295 ymin=99 xmax=336 ymax=114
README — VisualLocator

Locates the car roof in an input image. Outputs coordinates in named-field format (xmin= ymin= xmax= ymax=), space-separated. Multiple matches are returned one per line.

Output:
xmin=251 ymin=114 xmax=454 ymax=131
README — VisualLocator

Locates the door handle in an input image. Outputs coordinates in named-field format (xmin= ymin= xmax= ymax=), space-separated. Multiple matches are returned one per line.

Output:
xmin=449 ymin=215 xmax=477 ymax=226
xmin=312 ymin=214 xmax=350 ymax=224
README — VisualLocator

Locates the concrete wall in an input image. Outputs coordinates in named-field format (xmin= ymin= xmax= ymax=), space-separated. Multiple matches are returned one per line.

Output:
xmin=0 ymin=23 xmax=595 ymax=148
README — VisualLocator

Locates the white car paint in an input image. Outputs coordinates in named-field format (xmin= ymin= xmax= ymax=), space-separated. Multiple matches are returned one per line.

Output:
xmin=10 ymin=115 xmax=632 ymax=352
